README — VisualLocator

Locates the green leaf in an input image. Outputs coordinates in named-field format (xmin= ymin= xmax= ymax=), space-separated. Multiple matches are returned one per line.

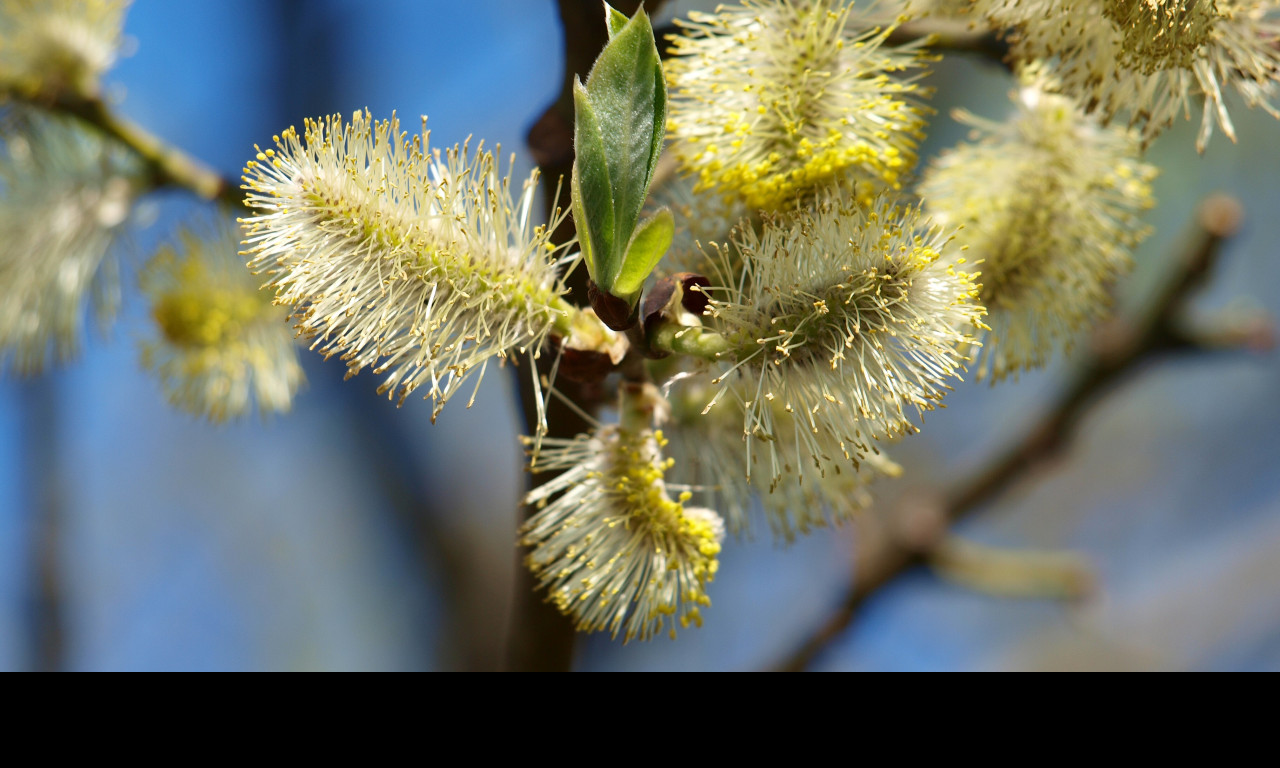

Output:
xmin=570 ymin=164 xmax=595 ymax=278
xmin=570 ymin=3 xmax=672 ymax=306
xmin=646 ymin=56 xmax=667 ymax=198
xmin=603 ymin=2 xmax=628 ymax=38
xmin=571 ymin=78 xmax=614 ymax=281
xmin=612 ymin=207 xmax=674 ymax=297
xmin=584 ymin=7 xmax=664 ymax=275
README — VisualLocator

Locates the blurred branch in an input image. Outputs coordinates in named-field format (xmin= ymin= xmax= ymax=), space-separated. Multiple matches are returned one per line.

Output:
xmin=776 ymin=194 xmax=1268 ymax=672
xmin=1167 ymin=310 xmax=1276 ymax=354
xmin=888 ymin=18 xmax=1010 ymax=67
xmin=19 ymin=378 xmax=65 ymax=672
xmin=930 ymin=535 xmax=1095 ymax=600
xmin=650 ymin=14 xmax=1010 ymax=65
xmin=5 ymin=89 xmax=242 ymax=209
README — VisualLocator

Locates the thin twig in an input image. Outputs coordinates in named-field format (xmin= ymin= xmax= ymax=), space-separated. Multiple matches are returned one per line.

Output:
xmin=775 ymin=194 xmax=1255 ymax=672
xmin=506 ymin=0 xmax=671 ymax=672
xmin=888 ymin=18 xmax=1010 ymax=68
xmin=7 ymin=89 xmax=243 ymax=209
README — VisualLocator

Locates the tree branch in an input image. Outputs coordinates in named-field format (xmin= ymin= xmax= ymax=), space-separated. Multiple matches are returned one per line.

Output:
xmin=19 ymin=377 xmax=65 ymax=672
xmin=6 ymin=89 xmax=243 ymax=209
xmin=506 ymin=0 xmax=670 ymax=672
xmin=888 ymin=18 xmax=1010 ymax=68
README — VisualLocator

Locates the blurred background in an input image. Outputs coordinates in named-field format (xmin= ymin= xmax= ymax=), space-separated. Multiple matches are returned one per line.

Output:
xmin=1 ymin=0 xmax=1278 ymax=671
